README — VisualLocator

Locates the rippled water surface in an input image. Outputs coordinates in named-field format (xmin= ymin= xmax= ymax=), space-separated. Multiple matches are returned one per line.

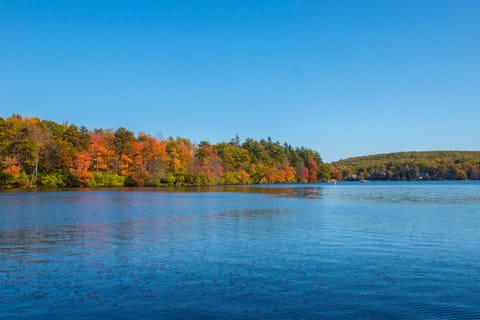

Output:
xmin=1 ymin=182 xmax=480 ymax=319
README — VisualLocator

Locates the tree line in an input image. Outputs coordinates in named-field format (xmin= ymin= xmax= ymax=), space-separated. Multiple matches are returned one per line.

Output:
xmin=331 ymin=151 xmax=480 ymax=181
xmin=2 ymin=115 xmax=479 ymax=188
xmin=0 ymin=115 xmax=330 ymax=188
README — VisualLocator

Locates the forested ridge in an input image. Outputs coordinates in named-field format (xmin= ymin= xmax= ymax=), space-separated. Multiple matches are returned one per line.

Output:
xmin=0 ymin=115 xmax=330 ymax=188
xmin=331 ymin=151 xmax=480 ymax=181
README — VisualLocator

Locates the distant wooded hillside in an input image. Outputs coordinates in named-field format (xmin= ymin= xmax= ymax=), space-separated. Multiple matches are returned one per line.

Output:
xmin=331 ymin=151 xmax=480 ymax=181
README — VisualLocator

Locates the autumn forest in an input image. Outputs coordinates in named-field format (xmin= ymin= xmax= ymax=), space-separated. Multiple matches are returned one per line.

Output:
xmin=1 ymin=115 xmax=479 ymax=188
xmin=0 ymin=115 xmax=331 ymax=188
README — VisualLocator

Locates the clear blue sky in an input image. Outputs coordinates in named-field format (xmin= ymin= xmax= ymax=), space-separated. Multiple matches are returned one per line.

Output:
xmin=1 ymin=1 xmax=479 ymax=162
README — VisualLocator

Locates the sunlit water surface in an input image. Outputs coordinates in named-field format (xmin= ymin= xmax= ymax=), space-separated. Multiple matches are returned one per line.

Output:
xmin=1 ymin=181 xmax=480 ymax=319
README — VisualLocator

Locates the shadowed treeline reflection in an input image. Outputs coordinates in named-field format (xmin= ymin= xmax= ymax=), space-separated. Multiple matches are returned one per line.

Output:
xmin=172 ymin=185 xmax=325 ymax=199
xmin=0 ymin=184 xmax=325 ymax=200
xmin=67 ymin=185 xmax=326 ymax=199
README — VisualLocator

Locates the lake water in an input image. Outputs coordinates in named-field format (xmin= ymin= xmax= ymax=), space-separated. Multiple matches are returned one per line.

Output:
xmin=1 ymin=182 xmax=480 ymax=319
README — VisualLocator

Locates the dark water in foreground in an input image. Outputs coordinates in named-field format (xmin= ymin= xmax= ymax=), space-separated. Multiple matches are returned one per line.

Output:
xmin=1 ymin=182 xmax=480 ymax=319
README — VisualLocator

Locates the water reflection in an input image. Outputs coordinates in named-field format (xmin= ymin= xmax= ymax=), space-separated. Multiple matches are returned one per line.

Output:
xmin=220 ymin=208 xmax=287 ymax=218
xmin=1 ymin=182 xmax=480 ymax=319
xmin=332 ymin=184 xmax=480 ymax=205
xmin=130 ymin=185 xmax=325 ymax=200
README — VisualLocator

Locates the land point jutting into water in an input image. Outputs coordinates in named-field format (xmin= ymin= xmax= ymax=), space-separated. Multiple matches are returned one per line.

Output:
xmin=1 ymin=115 xmax=479 ymax=188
